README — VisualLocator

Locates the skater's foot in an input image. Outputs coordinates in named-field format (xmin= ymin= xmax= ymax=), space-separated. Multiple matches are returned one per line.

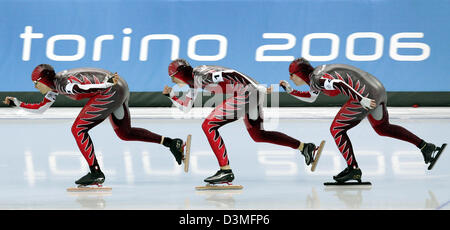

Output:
xmin=420 ymin=141 xmax=447 ymax=170
xmin=204 ymin=169 xmax=235 ymax=184
xmin=301 ymin=143 xmax=316 ymax=165
xmin=75 ymin=170 xmax=105 ymax=186
xmin=169 ymin=138 xmax=184 ymax=165
xmin=420 ymin=141 xmax=437 ymax=164
xmin=333 ymin=166 xmax=362 ymax=183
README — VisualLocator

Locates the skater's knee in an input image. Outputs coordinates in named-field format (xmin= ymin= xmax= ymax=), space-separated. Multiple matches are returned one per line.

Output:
xmin=114 ymin=128 xmax=131 ymax=141
xmin=372 ymin=123 xmax=389 ymax=136
xmin=247 ymin=127 xmax=264 ymax=142
xmin=202 ymin=120 xmax=213 ymax=133
xmin=71 ymin=123 xmax=79 ymax=137
xmin=249 ymin=132 xmax=263 ymax=142
xmin=330 ymin=124 xmax=339 ymax=136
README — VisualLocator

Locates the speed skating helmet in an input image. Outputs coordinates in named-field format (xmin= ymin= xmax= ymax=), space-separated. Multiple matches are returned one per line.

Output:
xmin=289 ymin=57 xmax=314 ymax=84
xmin=31 ymin=64 xmax=55 ymax=88
xmin=168 ymin=59 xmax=194 ymax=86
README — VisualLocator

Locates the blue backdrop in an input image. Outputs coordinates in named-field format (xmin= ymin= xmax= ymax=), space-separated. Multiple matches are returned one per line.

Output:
xmin=0 ymin=0 xmax=449 ymax=92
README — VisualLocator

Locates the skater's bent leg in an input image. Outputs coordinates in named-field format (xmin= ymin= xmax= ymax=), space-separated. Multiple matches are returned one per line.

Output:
xmin=202 ymin=116 xmax=236 ymax=167
xmin=244 ymin=113 xmax=300 ymax=149
xmin=330 ymin=100 xmax=367 ymax=168
xmin=202 ymin=97 xmax=242 ymax=167
xmin=368 ymin=103 xmax=423 ymax=147
xmin=109 ymin=102 xmax=163 ymax=144
xmin=110 ymin=102 xmax=187 ymax=165
xmin=72 ymin=99 xmax=110 ymax=168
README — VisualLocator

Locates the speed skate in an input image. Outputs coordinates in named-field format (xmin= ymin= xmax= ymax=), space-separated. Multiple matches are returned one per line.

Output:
xmin=324 ymin=181 xmax=372 ymax=187
xmin=66 ymin=184 xmax=112 ymax=192
xmin=428 ymin=143 xmax=446 ymax=170
xmin=183 ymin=134 xmax=192 ymax=173
xmin=311 ymin=140 xmax=326 ymax=172
xmin=195 ymin=183 xmax=243 ymax=191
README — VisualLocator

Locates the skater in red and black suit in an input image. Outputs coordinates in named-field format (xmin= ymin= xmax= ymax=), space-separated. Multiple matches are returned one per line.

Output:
xmin=280 ymin=57 xmax=446 ymax=183
xmin=164 ymin=59 xmax=323 ymax=185
xmin=3 ymin=64 xmax=188 ymax=186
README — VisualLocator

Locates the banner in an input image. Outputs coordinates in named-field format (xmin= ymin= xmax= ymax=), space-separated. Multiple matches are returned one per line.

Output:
xmin=0 ymin=0 xmax=449 ymax=92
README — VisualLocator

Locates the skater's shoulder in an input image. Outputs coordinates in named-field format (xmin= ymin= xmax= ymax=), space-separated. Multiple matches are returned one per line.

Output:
xmin=193 ymin=65 xmax=229 ymax=73
xmin=56 ymin=67 xmax=111 ymax=77
xmin=314 ymin=64 xmax=362 ymax=74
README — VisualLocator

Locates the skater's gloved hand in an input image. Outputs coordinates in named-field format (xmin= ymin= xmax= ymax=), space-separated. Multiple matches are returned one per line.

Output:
xmin=360 ymin=97 xmax=376 ymax=110
xmin=279 ymin=80 xmax=293 ymax=93
xmin=103 ymin=73 xmax=118 ymax=87
xmin=163 ymin=85 xmax=173 ymax=97
xmin=3 ymin=96 xmax=19 ymax=107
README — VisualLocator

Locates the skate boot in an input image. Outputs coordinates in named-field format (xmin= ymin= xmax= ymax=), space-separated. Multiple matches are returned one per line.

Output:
xmin=204 ymin=169 xmax=235 ymax=184
xmin=333 ymin=166 xmax=362 ymax=183
xmin=301 ymin=143 xmax=316 ymax=165
xmin=420 ymin=141 xmax=447 ymax=170
xmin=75 ymin=170 xmax=105 ymax=187
xmin=169 ymin=138 xmax=184 ymax=165
xmin=421 ymin=142 xmax=437 ymax=164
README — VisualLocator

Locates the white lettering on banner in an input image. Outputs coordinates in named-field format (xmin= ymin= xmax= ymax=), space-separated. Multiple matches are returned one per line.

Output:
xmin=346 ymin=32 xmax=384 ymax=61
xmin=255 ymin=33 xmax=296 ymax=61
xmin=390 ymin=32 xmax=430 ymax=61
xmin=122 ymin=28 xmax=133 ymax=61
xmin=20 ymin=26 xmax=44 ymax=61
xmin=46 ymin=34 xmax=86 ymax=61
xmin=302 ymin=33 xmax=340 ymax=61
xmin=20 ymin=26 xmax=431 ymax=62
xmin=140 ymin=34 xmax=180 ymax=61
xmin=255 ymin=32 xmax=430 ymax=62
xmin=187 ymin=34 xmax=227 ymax=61
xmin=93 ymin=34 xmax=114 ymax=61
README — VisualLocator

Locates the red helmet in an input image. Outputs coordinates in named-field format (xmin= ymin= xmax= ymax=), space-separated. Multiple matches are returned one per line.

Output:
xmin=289 ymin=58 xmax=314 ymax=84
xmin=168 ymin=59 xmax=193 ymax=86
xmin=32 ymin=64 xmax=55 ymax=88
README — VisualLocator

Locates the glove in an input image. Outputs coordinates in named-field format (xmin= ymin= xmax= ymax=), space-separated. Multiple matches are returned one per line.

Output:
xmin=163 ymin=86 xmax=174 ymax=97
xmin=103 ymin=73 xmax=118 ymax=87
xmin=3 ymin=97 xmax=20 ymax=107
xmin=360 ymin=97 xmax=376 ymax=110
xmin=279 ymin=80 xmax=293 ymax=93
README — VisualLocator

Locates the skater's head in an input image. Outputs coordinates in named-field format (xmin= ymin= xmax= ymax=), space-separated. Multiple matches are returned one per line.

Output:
xmin=289 ymin=57 xmax=314 ymax=86
xmin=168 ymin=59 xmax=194 ymax=87
xmin=32 ymin=64 xmax=55 ymax=94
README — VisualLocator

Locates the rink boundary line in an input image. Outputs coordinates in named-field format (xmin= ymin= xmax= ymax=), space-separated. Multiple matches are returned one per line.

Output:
xmin=0 ymin=107 xmax=450 ymax=120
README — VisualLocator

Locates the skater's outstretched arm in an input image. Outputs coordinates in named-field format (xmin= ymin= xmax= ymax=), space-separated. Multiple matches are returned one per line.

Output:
xmin=163 ymin=85 xmax=197 ymax=113
xmin=3 ymin=91 xmax=57 ymax=114
xmin=279 ymin=80 xmax=319 ymax=103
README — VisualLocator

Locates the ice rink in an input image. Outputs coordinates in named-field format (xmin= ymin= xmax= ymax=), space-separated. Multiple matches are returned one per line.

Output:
xmin=0 ymin=107 xmax=449 ymax=210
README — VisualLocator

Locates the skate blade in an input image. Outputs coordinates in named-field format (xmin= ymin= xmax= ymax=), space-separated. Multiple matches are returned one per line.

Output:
xmin=324 ymin=181 xmax=372 ymax=187
xmin=195 ymin=183 xmax=243 ymax=191
xmin=311 ymin=140 xmax=326 ymax=172
xmin=428 ymin=143 xmax=446 ymax=170
xmin=183 ymin=134 xmax=192 ymax=173
xmin=67 ymin=185 xmax=112 ymax=192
